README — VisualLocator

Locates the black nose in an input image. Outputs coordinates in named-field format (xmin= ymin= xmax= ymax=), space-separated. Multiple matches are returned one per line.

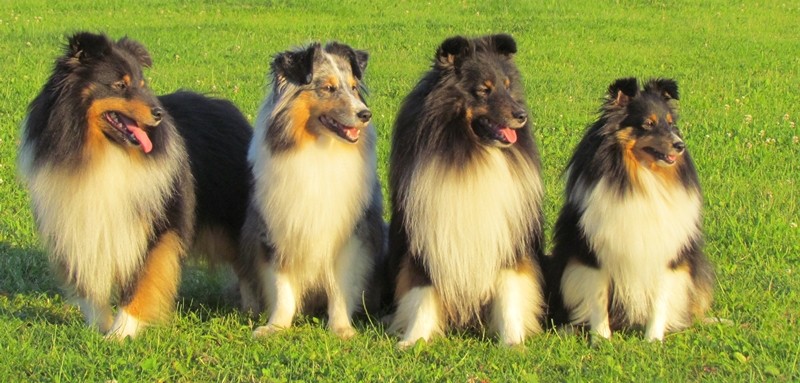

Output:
xmin=151 ymin=107 xmax=164 ymax=122
xmin=357 ymin=109 xmax=372 ymax=123
xmin=512 ymin=110 xmax=527 ymax=123
xmin=673 ymin=141 xmax=686 ymax=152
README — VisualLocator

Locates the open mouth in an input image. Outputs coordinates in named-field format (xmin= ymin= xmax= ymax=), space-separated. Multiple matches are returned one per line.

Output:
xmin=103 ymin=111 xmax=153 ymax=153
xmin=319 ymin=115 xmax=360 ymax=143
xmin=476 ymin=117 xmax=518 ymax=145
xmin=643 ymin=147 xmax=677 ymax=165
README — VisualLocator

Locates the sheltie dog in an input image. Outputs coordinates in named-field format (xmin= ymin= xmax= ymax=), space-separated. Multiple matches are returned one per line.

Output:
xmin=387 ymin=34 xmax=545 ymax=347
xmin=546 ymin=77 xmax=715 ymax=341
xmin=240 ymin=42 xmax=384 ymax=339
xmin=18 ymin=32 xmax=253 ymax=338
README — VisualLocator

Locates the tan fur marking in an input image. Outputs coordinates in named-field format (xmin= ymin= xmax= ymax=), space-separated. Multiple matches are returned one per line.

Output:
xmin=616 ymin=128 xmax=640 ymax=183
xmin=666 ymin=113 xmax=673 ymax=124
xmin=122 ymin=75 xmax=131 ymax=87
xmin=395 ymin=258 xmax=413 ymax=302
xmin=287 ymin=92 xmax=317 ymax=146
xmin=123 ymin=231 xmax=183 ymax=323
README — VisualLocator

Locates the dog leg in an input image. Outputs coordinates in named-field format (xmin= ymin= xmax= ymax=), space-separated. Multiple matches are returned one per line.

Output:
xmin=327 ymin=236 xmax=370 ymax=339
xmin=391 ymin=286 xmax=444 ymax=349
xmin=561 ymin=261 xmax=611 ymax=339
xmin=76 ymin=297 xmax=113 ymax=334
xmin=646 ymin=268 xmax=692 ymax=341
xmin=490 ymin=261 xmax=543 ymax=346
xmin=108 ymin=231 xmax=184 ymax=339
xmin=254 ymin=266 xmax=297 ymax=337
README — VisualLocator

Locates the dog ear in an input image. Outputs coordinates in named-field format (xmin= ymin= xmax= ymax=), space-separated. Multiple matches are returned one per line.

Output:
xmin=608 ymin=77 xmax=639 ymax=107
xmin=116 ymin=37 xmax=153 ymax=68
xmin=436 ymin=35 xmax=472 ymax=70
xmin=272 ymin=43 xmax=318 ymax=85
xmin=65 ymin=32 xmax=113 ymax=66
xmin=351 ymin=49 xmax=369 ymax=80
xmin=490 ymin=34 xmax=517 ymax=57
xmin=644 ymin=78 xmax=679 ymax=101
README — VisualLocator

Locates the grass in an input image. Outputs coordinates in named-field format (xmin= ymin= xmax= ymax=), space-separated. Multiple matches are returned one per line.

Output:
xmin=1 ymin=0 xmax=799 ymax=381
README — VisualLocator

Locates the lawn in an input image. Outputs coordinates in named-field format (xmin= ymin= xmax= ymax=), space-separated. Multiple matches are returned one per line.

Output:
xmin=1 ymin=0 xmax=798 ymax=381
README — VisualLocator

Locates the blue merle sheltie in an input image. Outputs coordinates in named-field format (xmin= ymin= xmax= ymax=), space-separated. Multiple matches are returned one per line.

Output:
xmin=239 ymin=42 xmax=385 ymax=339
xmin=387 ymin=34 xmax=545 ymax=347
xmin=545 ymin=77 xmax=715 ymax=341
xmin=17 ymin=32 xmax=253 ymax=338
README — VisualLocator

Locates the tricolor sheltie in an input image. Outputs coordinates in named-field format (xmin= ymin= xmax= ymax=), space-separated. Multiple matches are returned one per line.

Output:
xmin=240 ymin=42 xmax=385 ymax=339
xmin=387 ymin=34 xmax=545 ymax=347
xmin=18 ymin=32 xmax=253 ymax=338
xmin=546 ymin=77 xmax=715 ymax=341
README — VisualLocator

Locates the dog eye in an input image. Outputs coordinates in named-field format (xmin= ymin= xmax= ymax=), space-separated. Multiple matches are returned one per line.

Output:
xmin=475 ymin=87 xmax=490 ymax=96
xmin=643 ymin=120 xmax=654 ymax=129
xmin=323 ymin=85 xmax=337 ymax=93
xmin=112 ymin=81 xmax=127 ymax=91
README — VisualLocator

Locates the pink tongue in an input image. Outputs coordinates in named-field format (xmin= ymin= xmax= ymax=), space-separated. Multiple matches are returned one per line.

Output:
xmin=499 ymin=127 xmax=517 ymax=144
xmin=667 ymin=154 xmax=677 ymax=162
xmin=119 ymin=115 xmax=153 ymax=153
xmin=344 ymin=127 xmax=360 ymax=141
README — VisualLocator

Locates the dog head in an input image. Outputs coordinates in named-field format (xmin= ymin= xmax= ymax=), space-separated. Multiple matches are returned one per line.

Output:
xmin=605 ymin=77 xmax=685 ymax=168
xmin=270 ymin=42 xmax=371 ymax=145
xmin=435 ymin=34 xmax=529 ymax=148
xmin=56 ymin=32 xmax=163 ymax=154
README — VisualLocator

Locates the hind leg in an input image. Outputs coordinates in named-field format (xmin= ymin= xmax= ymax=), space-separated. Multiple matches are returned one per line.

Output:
xmin=561 ymin=260 xmax=612 ymax=339
xmin=490 ymin=260 xmax=543 ymax=346
xmin=253 ymin=263 xmax=298 ymax=337
xmin=108 ymin=231 xmax=184 ymax=339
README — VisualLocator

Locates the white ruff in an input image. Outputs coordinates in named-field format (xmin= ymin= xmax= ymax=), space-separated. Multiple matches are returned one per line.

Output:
xmin=573 ymin=168 xmax=701 ymax=323
xmin=403 ymin=149 xmax=541 ymax=321
xmin=19 ymin=141 xmax=178 ymax=304
xmin=249 ymin=107 xmax=375 ymax=288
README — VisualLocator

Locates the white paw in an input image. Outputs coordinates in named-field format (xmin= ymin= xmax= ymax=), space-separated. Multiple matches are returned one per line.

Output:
xmin=105 ymin=310 xmax=142 ymax=340
xmin=331 ymin=325 xmax=357 ymax=340
xmin=252 ymin=324 xmax=287 ymax=338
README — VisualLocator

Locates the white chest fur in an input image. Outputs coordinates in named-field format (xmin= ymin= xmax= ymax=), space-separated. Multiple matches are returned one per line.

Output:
xmin=250 ymin=133 xmax=374 ymax=278
xmin=403 ymin=149 xmax=542 ymax=316
xmin=575 ymin=169 xmax=701 ymax=319
xmin=21 ymin=145 xmax=177 ymax=301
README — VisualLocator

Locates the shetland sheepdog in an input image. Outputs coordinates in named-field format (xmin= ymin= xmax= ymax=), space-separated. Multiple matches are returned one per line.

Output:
xmin=387 ymin=34 xmax=545 ymax=347
xmin=545 ymin=77 xmax=714 ymax=341
xmin=18 ymin=32 xmax=253 ymax=338
xmin=240 ymin=42 xmax=385 ymax=339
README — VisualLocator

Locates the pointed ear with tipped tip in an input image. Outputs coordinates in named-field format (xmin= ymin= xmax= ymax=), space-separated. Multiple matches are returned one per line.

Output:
xmin=608 ymin=77 xmax=639 ymax=107
xmin=436 ymin=36 xmax=472 ymax=70
xmin=351 ymin=49 xmax=369 ymax=80
xmin=65 ymin=32 xmax=113 ymax=66
xmin=645 ymin=78 xmax=679 ymax=101
xmin=491 ymin=34 xmax=517 ymax=57
xmin=272 ymin=43 xmax=319 ymax=85
xmin=117 ymin=37 xmax=152 ymax=68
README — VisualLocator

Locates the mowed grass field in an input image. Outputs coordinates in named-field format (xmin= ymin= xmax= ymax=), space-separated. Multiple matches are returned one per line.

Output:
xmin=1 ymin=0 xmax=798 ymax=381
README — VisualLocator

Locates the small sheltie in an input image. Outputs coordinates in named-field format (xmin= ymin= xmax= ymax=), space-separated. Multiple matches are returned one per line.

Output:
xmin=546 ymin=77 xmax=714 ymax=341
xmin=387 ymin=34 xmax=545 ymax=347
xmin=240 ymin=42 xmax=385 ymax=339
xmin=18 ymin=32 xmax=252 ymax=338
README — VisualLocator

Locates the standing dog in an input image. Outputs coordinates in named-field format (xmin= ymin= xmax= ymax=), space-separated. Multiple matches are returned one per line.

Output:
xmin=18 ymin=32 xmax=252 ymax=338
xmin=387 ymin=34 xmax=545 ymax=347
xmin=240 ymin=42 xmax=384 ymax=339
xmin=546 ymin=78 xmax=714 ymax=341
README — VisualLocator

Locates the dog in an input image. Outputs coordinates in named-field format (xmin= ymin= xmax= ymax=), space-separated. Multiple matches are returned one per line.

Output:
xmin=239 ymin=41 xmax=385 ymax=339
xmin=545 ymin=77 xmax=715 ymax=341
xmin=18 ymin=32 xmax=253 ymax=338
xmin=387 ymin=34 xmax=545 ymax=347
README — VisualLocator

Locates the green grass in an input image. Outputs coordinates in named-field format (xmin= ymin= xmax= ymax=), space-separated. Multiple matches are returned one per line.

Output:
xmin=1 ymin=0 xmax=799 ymax=381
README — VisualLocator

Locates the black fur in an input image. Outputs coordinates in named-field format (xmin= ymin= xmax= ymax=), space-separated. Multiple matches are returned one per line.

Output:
xmin=387 ymin=33 xmax=544 ymax=312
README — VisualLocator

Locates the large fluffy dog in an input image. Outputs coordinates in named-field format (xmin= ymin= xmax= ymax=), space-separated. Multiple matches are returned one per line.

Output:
xmin=546 ymin=78 xmax=714 ymax=341
xmin=18 ymin=32 xmax=252 ymax=338
xmin=240 ymin=42 xmax=384 ymax=339
xmin=387 ymin=34 xmax=545 ymax=347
